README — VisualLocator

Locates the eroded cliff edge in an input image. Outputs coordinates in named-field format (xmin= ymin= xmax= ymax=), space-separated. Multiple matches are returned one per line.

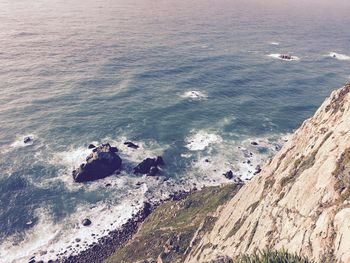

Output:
xmin=185 ymin=84 xmax=350 ymax=263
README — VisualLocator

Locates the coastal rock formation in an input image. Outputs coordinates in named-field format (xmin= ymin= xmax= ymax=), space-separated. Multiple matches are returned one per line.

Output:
xmin=184 ymin=84 xmax=350 ymax=263
xmin=133 ymin=156 xmax=164 ymax=176
xmin=72 ymin=143 xmax=122 ymax=182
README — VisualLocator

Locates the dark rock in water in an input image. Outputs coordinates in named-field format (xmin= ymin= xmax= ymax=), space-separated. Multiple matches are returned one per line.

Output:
xmin=134 ymin=158 xmax=156 ymax=174
xmin=88 ymin=144 xmax=96 ymax=149
xmin=204 ymin=159 xmax=210 ymax=163
xmin=72 ymin=143 xmax=122 ymax=183
xmin=155 ymin=156 xmax=165 ymax=166
xmin=250 ymin=141 xmax=258 ymax=146
xmin=224 ymin=170 xmax=234 ymax=180
xmin=28 ymin=259 xmax=35 ymax=263
xmin=124 ymin=141 xmax=139 ymax=149
xmin=134 ymin=156 xmax=164 ymax=176
xmin=143 ymin=202 xmax=152 ymax=217
xmin=75 ymin=238 xmax=81 ymax=242
xmin=82 ymin=219 xmax=92 ymax=226
xmin=148 ymin=166 xmax=159 ymax=176
xmin=105 ymin=183 xmax=111 ymax=187
xmin=110 ymin=146 xmax=118 ymax=153
xmin=254 ymin=165 xmax=262 ymax=175
xmin=24 ymin=136 xmax=32 ymax=144
xmin=279 ymin=54 xmax=292 ymax=60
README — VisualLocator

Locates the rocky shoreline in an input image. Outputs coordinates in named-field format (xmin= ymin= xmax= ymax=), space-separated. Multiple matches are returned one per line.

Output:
xmin=59 ymin=190 xmax=195 ymax=263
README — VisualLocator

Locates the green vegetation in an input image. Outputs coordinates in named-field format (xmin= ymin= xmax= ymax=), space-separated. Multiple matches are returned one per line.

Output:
xmin=104 ymin=184 xmax=241 ymax=263
xmin=233 ymin=249 xmax=313 ymax=263
xmin=333 ymin=148 xmax=350 ymax=204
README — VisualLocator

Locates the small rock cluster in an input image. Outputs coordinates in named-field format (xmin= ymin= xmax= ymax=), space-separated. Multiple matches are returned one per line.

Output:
xmin=72 ymin=142 xmax=165 ymax=183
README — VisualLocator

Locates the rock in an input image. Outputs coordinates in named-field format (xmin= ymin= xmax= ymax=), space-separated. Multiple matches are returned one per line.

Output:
xmin=279 ymin=54 xmax=292 ymax=60
xmin=105 ymin=183 xmax=112 ymax=187
xmin=156 ymin=156 xmax=165 ymax=166
xmin=224 ymin=170 xmax=234 ymax=180
xmin=110 ymin=146 xmax=118 ymax=153
xmin=148 ymin=166 xmax=159 ymax=176
xmin=88 ymin=144 xmax=96 ymax=149
xmin=24 ymin=136 xmax=32 ymax=144
xmin=82 ymin=219 xmax=92 ymax=226
xmin=134 ymin=157 xmax=164 ymax=176
xmin=75 ymin=238 xmax=81 ymax=242
xmin=254 ymin=165 xmax=262 ymax=175
xmin=143 ymin=202 xmax=152 ymax=217
xmin=72 ymin=143 xmax=122 ymax=182
xmin=250 ymin=141 xmax=258 ymax=146
xmin=124 ymin=141 xmax=139 ymax=149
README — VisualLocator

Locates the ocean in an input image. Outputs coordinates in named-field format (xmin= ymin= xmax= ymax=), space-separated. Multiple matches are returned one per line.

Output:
xmin=0 ymin=0 xmax=349 ymax=262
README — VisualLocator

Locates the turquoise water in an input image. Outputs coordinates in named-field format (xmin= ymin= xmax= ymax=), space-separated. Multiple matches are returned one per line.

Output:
xmin=0 ymin=0 xmax=350 ymax=262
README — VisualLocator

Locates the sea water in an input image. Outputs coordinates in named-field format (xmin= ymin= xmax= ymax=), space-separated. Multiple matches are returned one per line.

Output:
xmin=0 ymin=0 xmax=350 ymax=262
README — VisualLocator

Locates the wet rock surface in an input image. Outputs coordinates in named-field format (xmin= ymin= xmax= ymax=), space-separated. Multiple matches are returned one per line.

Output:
xmin=72 ymin=143 xmax=122 ymax=183
xmin=24 ymin=136 xmax=33 ymax=144
xmin=223 ymin=170 xmax=234 ymax=180
xmin=133 ymin=156 xmax=164 ymax=176
xmin=82 ymin=219 xmax=92 ymax=226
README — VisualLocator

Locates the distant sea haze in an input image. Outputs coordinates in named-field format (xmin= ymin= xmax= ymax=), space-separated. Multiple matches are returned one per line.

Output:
xmin=0 ymin=0 xmax=349 ymax=262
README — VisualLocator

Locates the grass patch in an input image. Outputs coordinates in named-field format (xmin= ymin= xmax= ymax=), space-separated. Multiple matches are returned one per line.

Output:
xmin=104 ymin=184 xmax=241 ymax=263
xmin=233 ymin=249 xmax=313 ymax=263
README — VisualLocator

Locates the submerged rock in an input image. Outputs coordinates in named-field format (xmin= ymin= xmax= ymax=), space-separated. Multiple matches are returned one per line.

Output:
xmin=72 ymin=143 xmax=122 ymax=182
xmin=133 ymin=156 xmax=164 ymax=176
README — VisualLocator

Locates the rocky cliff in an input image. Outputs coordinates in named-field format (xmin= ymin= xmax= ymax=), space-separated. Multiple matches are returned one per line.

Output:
xmin=184 ymin=84 xmax=350 ymax=263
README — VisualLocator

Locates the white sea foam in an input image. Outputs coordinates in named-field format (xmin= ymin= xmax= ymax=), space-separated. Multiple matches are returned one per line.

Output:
xmin=270 ymin=42 xmax=280 ymax=46
xmin=329 ymin=52 xmax=350 ymax=61
xmin=2 ymin=133 xmax=288 ymax=262
xmin=39 ymin=137 xmax=167 ymax=191
xmin=10 ymin=134 xmax=35 ymax=148
xmin=184 ymin=133 xmax=289 ymax=186
xmin=0 ymin=180 xmax=148 ymax=263
xmin=268 ymin=53 xmax=300 ymax=61
xmin=185 ymin=130 xmax=223 ymax=151
xmin=180 ymin=90 xmax=208 ymax=101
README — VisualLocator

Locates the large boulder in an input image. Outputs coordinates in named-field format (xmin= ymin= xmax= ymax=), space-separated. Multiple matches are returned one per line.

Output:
xmin=72 ymin=143 xmax=122 ymax=182
xmin=133 ymin=156 xmax=164 ymax=176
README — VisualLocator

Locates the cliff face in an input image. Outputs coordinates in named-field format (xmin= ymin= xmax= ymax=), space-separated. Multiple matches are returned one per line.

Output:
xmin=185 ymin=84 xmax=350 ymax=263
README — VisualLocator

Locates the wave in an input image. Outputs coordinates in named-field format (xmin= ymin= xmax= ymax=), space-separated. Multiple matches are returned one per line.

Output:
xmin=268 ymin=53 xmax=300 ymax=61
xmin=0 ymin=132 xmax=288 ymax=262
xmin=185 ymin=130 xmax=223 ymax=151
xmin=184 ymin=131 xmax=289 ymax=184
xmin=0 ymin=188 xmax=145 ymax=263
xmin=329 ymin=52 xmax=350 ymax=61
xmin=180 ymin=90 xmax=208 ymax=101
xmin=270 ymin=42 xmax=280 ymax=46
